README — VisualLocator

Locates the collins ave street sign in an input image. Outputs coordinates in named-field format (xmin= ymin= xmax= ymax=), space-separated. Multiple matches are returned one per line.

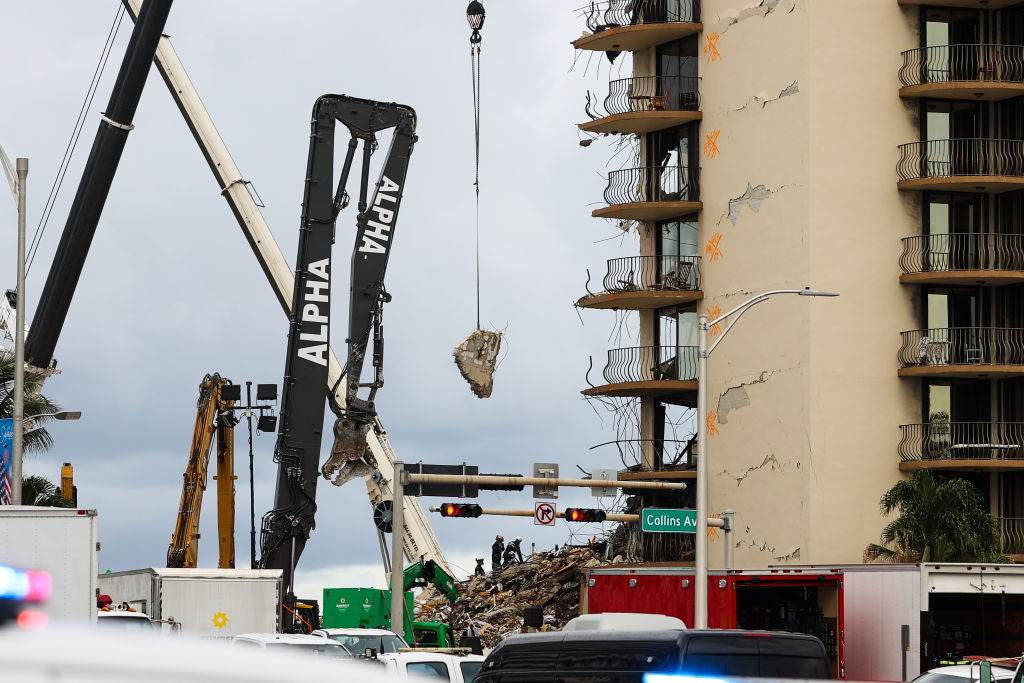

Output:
xmin=641 ymin=508 xmax=697 ymax=533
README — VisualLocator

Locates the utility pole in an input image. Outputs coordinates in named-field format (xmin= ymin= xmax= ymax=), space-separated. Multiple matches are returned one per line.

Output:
xmin=12 ymin=158 xmax=27 ymax=505
xmin=390 ymin=461 xmax=406 ymax=636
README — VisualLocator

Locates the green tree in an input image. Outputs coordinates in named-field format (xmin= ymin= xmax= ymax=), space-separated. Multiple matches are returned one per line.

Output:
xmin=21 ymin=474 xmax=72 ymax=508
xmin=865 ymin=470 xmax=1004 ymax=563
xmin=0 ymin=347 xmax=62 ymax=453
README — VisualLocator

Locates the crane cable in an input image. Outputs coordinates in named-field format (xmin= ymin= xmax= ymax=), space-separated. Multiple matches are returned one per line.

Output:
xmin=470 ymin=31 xmax=482 ymax=330
xmin=27 ymin=2 xmax=126 ymax=274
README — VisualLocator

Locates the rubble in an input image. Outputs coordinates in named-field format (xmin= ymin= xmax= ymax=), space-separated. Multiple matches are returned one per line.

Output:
xmin=414 ymin=543 xmax=604 ymax=648
xmin=453 ymin=329 xmax=502 ymax=398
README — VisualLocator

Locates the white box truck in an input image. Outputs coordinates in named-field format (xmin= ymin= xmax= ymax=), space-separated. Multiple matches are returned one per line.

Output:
xmin=97 ymin=568 xmax=282 ymax=638
xmin=0 ymin=506 xmax=99 ymax=623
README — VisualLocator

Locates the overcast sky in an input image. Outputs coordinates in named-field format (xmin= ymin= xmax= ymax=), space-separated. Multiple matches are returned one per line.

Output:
xmin=0 ymin=1 xmax=645 ymax=594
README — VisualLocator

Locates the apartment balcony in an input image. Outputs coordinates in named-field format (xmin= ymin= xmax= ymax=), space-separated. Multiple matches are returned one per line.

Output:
xmin=900 ymin=233 xmax=1024 ymax=286
xmin=900 ymin=45 xmax=1024 ymax=101
xmin=594 ymin=165 xmax=701 ymax=221
xmin=899 ymin=421 xmax=1024 ymax=471
xmin=577 ymin=255 xmax=702 ymax=310
xmin=580 ymin=76 xmax=701 ymax=136
xmin=898 ymin=328 xmax=1024 ymax=378
xmin=573 ymin=0 xmax=701 ymax=53
xmin=583 ymin=345 xmax=698 ymax=404
xmin=1001 ymin=517 xmax=1024 ymax=558
xmin=897 ymin=139 xmax=1024 ymax=192
xmin=898 ymin=0 xmax=1022 ymax=9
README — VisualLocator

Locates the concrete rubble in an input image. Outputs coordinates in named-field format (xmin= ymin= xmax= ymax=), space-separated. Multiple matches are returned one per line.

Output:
xmin=453 ymin=329 xmax=502 ymax=398
xmin=414 ymin=543 xmax=608 ymax=648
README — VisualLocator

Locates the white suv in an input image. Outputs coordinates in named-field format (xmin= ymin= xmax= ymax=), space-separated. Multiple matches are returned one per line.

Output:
xmin=312 ymin=628 xmax=408 ymax=656
xmin=232 ymin=632 xmax=353 ymax=659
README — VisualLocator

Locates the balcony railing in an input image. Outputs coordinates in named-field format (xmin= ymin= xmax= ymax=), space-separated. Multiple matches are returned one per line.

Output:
xmin=899 ymin=327 xmax=1024 ymax=369
xmin=900 ymin=233 xmax=1024 ymax=275
xmin=603 ymin=76 xmax=700 ymax=116
xmin=898 ymin=139 xmax=1024 ymax=181
xmin=601 ymin=255 xmax=701 ymax=293
xmin=582 ymin=0 xmax=700 ymax=32
xmin=604 ymin=165 xmax=699 ymax=206
xmin=899 ymin=421 xmax=1024 ymax=463
xmin=601 ymin=345 xmax=698 ymax=384
xmin=900 ymin=44 xmax=1024 ymax=88
xmin=1001 ymin=517 xmax=1024 ymax=555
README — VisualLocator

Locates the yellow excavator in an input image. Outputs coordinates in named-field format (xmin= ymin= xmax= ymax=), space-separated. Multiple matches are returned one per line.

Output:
xmin=166 ymin=373 xmax=238 ymax=568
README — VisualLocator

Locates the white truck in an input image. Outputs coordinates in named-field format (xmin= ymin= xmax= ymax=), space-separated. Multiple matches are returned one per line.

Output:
xmin=97 ymin=568 xmax=282 ymax=638
xmin=0 ymin=506 xmax=98 ymax=624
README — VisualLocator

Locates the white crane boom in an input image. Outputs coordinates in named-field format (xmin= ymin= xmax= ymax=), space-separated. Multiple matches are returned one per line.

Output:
xmin=122 ymin=0 xmax=449 ymax=574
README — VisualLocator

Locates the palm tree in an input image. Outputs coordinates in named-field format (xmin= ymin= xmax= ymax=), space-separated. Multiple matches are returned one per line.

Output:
xmin=865 ymin=470 xmax=1004 ymax=563
xmin=0 ymin=347 xmax=62 ymax=453
xmin=21 ymin=474 xmax=72 ymax=507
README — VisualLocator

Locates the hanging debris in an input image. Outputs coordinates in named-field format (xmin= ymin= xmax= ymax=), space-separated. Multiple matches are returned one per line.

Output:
xmin=453 ymin=329 xmax=502 ymax=399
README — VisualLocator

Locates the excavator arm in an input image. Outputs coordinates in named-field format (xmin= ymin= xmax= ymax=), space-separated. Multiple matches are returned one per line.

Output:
xmin=167 ymin=373 xmax=236 ymax=568
xmin=403 ymin=560 xmax=459 ymax=604
xmin=259 ymin=96 xmax=416 ymax=598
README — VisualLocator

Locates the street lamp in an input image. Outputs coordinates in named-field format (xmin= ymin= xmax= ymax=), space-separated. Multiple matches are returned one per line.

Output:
xmin=1 ymin=144 xmax=27 ymax=505
xmin=693 ymin=287 xmax=838 ymax=629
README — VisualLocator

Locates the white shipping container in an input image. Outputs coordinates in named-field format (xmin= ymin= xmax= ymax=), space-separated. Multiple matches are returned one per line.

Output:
xmin=98 ymin=568 xmax=282 ymax=637
xmin=0 ymin=506 xmax=98 ymax=623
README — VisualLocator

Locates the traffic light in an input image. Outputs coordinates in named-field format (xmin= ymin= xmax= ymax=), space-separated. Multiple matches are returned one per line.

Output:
xmin=564 ymin=508 xmax=607 ymax=523
xmin=439 ymin=503 xmax=483 ymax=518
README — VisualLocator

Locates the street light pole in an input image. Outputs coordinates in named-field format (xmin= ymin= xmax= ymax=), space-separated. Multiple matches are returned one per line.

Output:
xmin=693 ymin=288 xmax=838 ymax=629
xmin=11 ymin=158 xmax=27 ymax=505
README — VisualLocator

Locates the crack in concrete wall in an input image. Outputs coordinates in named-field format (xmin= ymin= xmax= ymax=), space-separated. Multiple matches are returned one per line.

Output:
xmin=716 ymin=369 xmax=779 ymax=424
xmin=719 ymin=452 xmax=801 ymax=486
xmin=719 ymin=0 xmax=798 ymax=33
xmin=773 ymin=546 xmax=801 ymax=562
xmin=729 ymin=81 xmax=800 ymax=113
xmin=717 ymin=183 xmax=795 ymax=226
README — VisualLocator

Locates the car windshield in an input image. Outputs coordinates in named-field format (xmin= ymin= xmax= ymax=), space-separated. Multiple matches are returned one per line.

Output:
xmin=327 ymin=634 xmax=407 ymax=654
xmin=266 ymin=642 xmax=351 ymax=658
xmin=96 ymin=616 xmax=155 ymax=632
xmin=460 ymin=660 xmax=483 ymax=682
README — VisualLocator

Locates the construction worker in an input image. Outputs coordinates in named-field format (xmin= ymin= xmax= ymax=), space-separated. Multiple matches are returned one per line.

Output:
xmin=503 ymin=537 xmax=524 ymax=566
xmin=491 ymin=535 xmax=505 ymax=573
xmin=474 ymin=558 xmax=485 ymax=576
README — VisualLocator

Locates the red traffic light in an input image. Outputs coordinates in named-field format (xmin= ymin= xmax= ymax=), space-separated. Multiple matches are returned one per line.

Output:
xmin=564 ymin=508 xmax=607 ymax=523
xmin=439 ymin=503 xmax=482 ymax=518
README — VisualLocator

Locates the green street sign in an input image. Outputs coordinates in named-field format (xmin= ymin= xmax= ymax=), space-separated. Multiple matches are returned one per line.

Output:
xmin=641 ymin=508 xmax=698 ymax=534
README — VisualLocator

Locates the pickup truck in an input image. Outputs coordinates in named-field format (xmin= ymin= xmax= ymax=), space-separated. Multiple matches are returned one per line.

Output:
xmin=379 ymin=651 xmax=484 ymax=683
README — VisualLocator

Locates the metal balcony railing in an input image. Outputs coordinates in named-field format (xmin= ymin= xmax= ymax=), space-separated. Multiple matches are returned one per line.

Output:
xmin=899 ymin=421 xmax=1024 ymax=463
xmin=898 ymin=139 xmax=1024 ymax=181
xmin=900 ymin=233 xmax=1024 ymax=275
xmin=603 ymin=76 xmax=700 ymax=116
xmin=1000 ymin=517 xmax=1024 ymax=555
xmin=582 ymin=0 xmax=700 ymax=32
xmin=900 ymin=44 xmax=1024 ymax=88
xmin=601 ymin=254 xmax=701 ymax=293
xmin=601 ymin=345 xmax=699 ymax=384
xmin=604 ymin=165 xmax=699 ymax=205
xmin=898 ymin=327 xmax=1024 ymax=369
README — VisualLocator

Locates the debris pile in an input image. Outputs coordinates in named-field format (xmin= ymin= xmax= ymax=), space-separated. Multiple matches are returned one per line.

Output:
xmin=453 ymin=329 xmax=502 ymax=398
xmin=415 ymin=543 xmax=606 ymax=648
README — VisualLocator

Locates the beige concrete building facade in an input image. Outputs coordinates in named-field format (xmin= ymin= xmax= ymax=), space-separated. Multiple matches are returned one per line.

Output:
xmin=576 ymin=0 xmax=1024 ymax=567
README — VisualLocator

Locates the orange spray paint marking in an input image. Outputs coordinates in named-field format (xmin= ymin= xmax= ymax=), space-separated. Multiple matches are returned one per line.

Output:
xmin=707 ymin=304 xmax=722 ymax=337
xmin=703 ymin=33 xmax=722 ymax=63
xmin=708 ymin=526 xmax=720 ymax=541
xmin=705 ymin=233 xmax=723 ymax=262
xmin=707 ymin=410 xmax=720 ymax=437
xmin=704 ymin=129 xmax=720 ymax=159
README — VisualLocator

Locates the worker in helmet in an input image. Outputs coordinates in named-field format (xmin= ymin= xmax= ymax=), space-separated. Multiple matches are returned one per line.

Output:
xmin=491 ymin=535 xmax=505 ymax=574
xmin=503 ymin=537 xmax=524 ymax=566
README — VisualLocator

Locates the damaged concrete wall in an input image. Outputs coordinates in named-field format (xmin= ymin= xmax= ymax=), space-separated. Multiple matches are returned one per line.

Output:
xmin=694 ymin=0 xmax=918 ymax=568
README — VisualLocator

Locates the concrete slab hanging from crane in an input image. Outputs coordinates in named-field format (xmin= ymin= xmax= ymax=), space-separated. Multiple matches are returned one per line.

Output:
xmin=453 ymin=329 xmax=502 ymax=398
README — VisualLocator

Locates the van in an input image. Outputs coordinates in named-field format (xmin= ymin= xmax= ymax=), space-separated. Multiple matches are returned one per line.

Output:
xmin=475 ymin=629 xmax=831 ymax=682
